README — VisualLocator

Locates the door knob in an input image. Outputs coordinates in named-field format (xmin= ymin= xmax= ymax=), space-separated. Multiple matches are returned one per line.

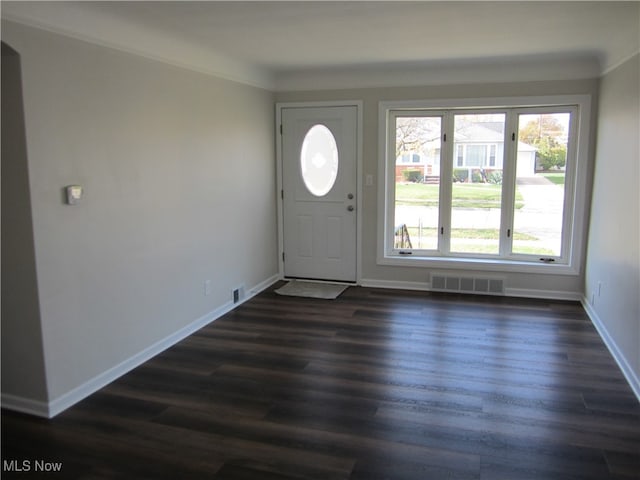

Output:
xmin=347 ymin=205 xmax=355 ymax=211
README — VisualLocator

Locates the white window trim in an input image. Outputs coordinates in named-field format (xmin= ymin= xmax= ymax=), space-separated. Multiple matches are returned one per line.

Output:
xmin=377 ymin=94 xmax=592 ymax=276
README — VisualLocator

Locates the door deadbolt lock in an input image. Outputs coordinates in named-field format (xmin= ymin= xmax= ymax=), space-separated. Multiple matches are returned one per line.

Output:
xmin=347 ymin=193 xmax=354 ymax=199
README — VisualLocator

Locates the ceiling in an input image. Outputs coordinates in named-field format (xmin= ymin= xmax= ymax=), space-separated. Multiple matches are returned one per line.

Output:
xmin=3 ymin=1 xmax=639 ymax=90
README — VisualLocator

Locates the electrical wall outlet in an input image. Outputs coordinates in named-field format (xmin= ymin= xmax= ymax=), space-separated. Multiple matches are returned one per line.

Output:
xmin=204 ymin=280 xmax=212 ymax=296
xmin=232 ymin=284 xmax=245 ymax=304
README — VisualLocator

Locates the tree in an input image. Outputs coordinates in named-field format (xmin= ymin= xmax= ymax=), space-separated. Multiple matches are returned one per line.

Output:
xmin=518 ymin=114 xmax=568 ymax=170
xmin=395 ymin=117 xmax=441 ymax=158
xmin=519 ymin=115 xmax=565 ymax=144
xmin=536 ymin=136 xmax=567 ymax=170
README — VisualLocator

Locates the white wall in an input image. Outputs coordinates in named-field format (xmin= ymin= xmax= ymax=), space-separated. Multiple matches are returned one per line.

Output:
xmin=584 ymin=54 xmax=640 ymax=396
xmin=276 ymin=79 xmax=598 ymax=297
xmin=1 ymin=21 xmax=278 ymax=414
xmin=1 ymin=42 xmax=48 ymax=405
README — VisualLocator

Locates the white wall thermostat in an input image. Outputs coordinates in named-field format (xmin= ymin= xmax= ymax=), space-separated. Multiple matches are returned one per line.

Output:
xmin=65 ymin=185 xmax=83 ymax=205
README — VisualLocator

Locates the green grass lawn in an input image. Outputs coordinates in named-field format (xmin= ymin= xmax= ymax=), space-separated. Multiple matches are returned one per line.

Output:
xmin=396 ymin=183 xmax=525 ymax=209
xmin=541 ymin=173 xmax=565 ymax=186
xmin=400 ymin=226 xmax=555 ymax=255
xmin=406 ymin=227 xmax=537 ymax=241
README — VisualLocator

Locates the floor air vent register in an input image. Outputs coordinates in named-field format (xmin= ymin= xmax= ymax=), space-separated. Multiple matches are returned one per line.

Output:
xmin=431 ymin=274 xmax=505 ymax=295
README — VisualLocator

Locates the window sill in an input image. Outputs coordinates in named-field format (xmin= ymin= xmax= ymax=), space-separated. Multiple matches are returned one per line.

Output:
xmin=378 ymin=254 xmax=579 ymax=276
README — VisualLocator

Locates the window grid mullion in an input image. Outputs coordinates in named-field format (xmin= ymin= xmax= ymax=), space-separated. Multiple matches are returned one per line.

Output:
xmin=438 ymin=112 xmax=454 ymax=255
xmin=500 ymin=111 xmax=519 ymax=257
xmin=388 ymin=113 xmax=399 ymax=255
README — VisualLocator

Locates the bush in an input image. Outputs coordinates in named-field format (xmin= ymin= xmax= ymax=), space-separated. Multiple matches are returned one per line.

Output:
xmin=487 ymin=171 xmax=503 ymax=185
xmin=402 ymin=169 xmax=423 ymax=183
xmin=453 ymin=169 xmax=468 ymax=182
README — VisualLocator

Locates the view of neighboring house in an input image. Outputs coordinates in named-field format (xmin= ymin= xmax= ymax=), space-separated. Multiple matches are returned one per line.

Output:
xmin=396 ymin=121 xmax=537 ymax=182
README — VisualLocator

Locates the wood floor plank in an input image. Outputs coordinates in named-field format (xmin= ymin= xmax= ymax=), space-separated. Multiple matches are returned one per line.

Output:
xmin=2 ymin=285 xmax=638 ymax=479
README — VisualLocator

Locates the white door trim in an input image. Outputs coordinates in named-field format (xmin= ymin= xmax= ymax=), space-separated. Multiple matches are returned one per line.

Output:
xmin=276 ymin=100 xmax=363 ymax=284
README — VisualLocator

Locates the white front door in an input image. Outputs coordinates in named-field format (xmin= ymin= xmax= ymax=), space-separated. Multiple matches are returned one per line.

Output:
xmin=281 ymin=106 xmax=358 ymax=282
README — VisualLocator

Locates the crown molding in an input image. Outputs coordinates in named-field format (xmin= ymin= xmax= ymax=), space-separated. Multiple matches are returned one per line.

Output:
xmin=1 ymin=4 xmax=275 ymax=90
xmin=274 ymin=55 xmax=602 ymax=92
xmin=3 ymin=2 xmax=629 ymax=93
xmin=601 ymin=50 xmax=640 ymax=77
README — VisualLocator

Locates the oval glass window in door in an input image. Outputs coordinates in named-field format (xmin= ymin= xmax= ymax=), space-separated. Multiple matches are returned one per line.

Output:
xmin=300 ymin=124 xmax=339 ymax=197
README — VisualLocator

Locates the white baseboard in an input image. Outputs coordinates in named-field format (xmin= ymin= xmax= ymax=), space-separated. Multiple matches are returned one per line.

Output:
xmin=248 ymin=274 xmax=281 ymax=298
xmin=2 ymin=274 xmax=280 ymax=418
xmin=504 ymin=287 xmax=582 ymax=301
xmin=360 ymin=278 xmax=432 ymax=291
xmin=0 ymin=393 xmax=50 ymax=418
xmin=361 ymin=278 xmax=581 ymax=301
xmin=581 ymin=297 xmax=640 ymax=402
xmin=9 ymin=275 xmax=634 ymax=419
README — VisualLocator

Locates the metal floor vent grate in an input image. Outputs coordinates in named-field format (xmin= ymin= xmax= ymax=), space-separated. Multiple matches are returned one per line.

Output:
xmin=431 ymin=274 xmax=505 ymax=295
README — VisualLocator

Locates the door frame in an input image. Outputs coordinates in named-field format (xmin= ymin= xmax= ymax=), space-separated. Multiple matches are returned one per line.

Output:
xmin=276 ymin=100 xmax=363 ymax=284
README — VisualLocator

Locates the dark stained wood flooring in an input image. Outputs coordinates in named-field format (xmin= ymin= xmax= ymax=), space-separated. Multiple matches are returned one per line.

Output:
xmin=2 ymin=284 xmax=639 ymax=479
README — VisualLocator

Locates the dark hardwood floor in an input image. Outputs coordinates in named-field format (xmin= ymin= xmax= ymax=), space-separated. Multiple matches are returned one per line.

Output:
xmin=2 ymin=284 xmax=639 ymax=479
